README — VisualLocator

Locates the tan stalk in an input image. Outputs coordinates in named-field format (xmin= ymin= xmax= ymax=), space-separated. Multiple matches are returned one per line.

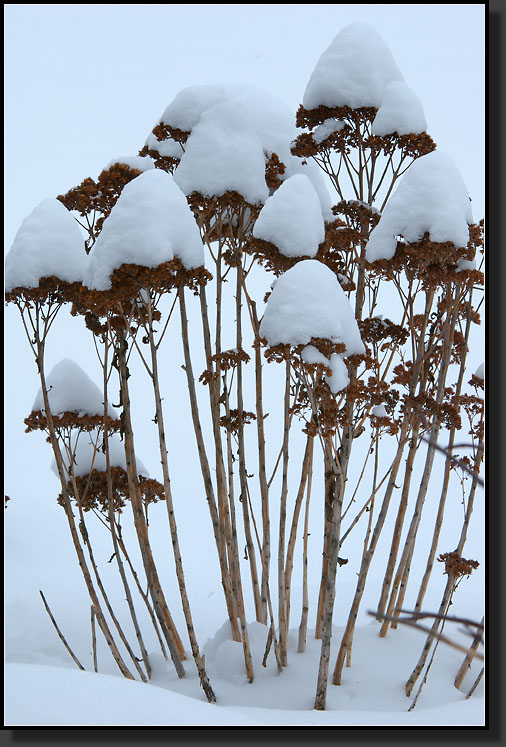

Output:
xmin=39 ymin=590 xmax=85 ymax=671
xmin=277 ymin=357 xmax=292 ymax=666
xmin=178 ymin=285 xmax=242 ymax=642
xmin=198 ymin=284 xmax=239 ymax=630
xmin=375 ymin=425 xmax=419 ymax=634
xmin=454 ymin=616 xmax=484 ymax=690
xmin=347 ymin=431 xmax=380 ymax=669
xmin=91 ymin=605 xmax=98 ymax=672
xmin=113 ymin=324 xmax=186 ymax=678
xmin=332 ymin=418 xmax=411 ymax=685
xmin=380 ymin=295 xmax=460 ymax=634
xmin=243 ymin=480 xmax=283 ymax=674
xmin=466 ymin=667 xmax=484 ymax=699
xmin=375 ymin=290 xmax=435 ymax=621
xmin=101 ymin=339 xmax=152 ymax=679
xmin=220 ymin=372 xmax=257 ymax=680
xmin=315 ymin=454 xmax=333 ymax=640
xmin=32 ymin=320 xmax=135 ymax=681
xmin=66 ymin=447 xmax=149 ymax=682
xmin=284 ymin=435 xmax=314 ymax=635
xmin=414 ymin=291 xmax=476 ymax=612
xmin=297 ymin=437 xmax=314 ymax=653
xmin=250 ymin=299 xmax=270 ymax=625
xmin=144 ymin=292 xmax=216 ymax=702
xmin=405 ymin=438 xmax=483 ymax=697
xmin=222 ymin=372 xmax=245 ymax=605
xmin=314 ymin=441 xmax=346 ymax=711
xmin=407 ymin=592 xmax=455 ymax=711
xmin=102 ymin=438 xmax=152 ymax=678
xmin=235 ymin=259 xmax=263 ymax=622
xmin=112 ymin=520 xmax=168 ymax=660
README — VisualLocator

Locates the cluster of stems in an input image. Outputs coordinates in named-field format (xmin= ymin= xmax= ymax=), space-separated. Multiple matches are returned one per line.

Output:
xmin=10 ymin=96 xmax=483 ymax=712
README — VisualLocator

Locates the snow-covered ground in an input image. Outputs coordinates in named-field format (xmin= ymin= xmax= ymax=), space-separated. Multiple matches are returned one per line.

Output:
xmin=5 ymin=473 xmax=484 ymax=727
xmin=5 ymin=644 xmax=484 ymax=727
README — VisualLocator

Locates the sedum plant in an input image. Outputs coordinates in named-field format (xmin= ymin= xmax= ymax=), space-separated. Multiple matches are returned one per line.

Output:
xmin=6 ymin=21 xmax=483 ymax=712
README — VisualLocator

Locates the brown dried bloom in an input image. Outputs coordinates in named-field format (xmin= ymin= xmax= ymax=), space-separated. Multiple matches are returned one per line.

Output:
xmin=72 ymin=260 xmax=212 ymax=321
xmin=5 ymin=276 xmax=83 ymax=307
xmin=437 ymin=552 xmax=479 ymax=579
xmin=58 ymin=163 xmax=143 ymax=250
xmin=292 ymin=104 xmax=435 ymax=161
xmin=58 ymin=467 xmax=165 ymax=513
xmin=24 ymin=410 xmax=121 ymax=434
xmin=219 ymin=409 xmax=257 ymax=434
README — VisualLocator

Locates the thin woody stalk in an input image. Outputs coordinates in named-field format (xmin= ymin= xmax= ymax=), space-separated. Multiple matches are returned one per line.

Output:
xmin=297 ymin=436 xmax=314 ymax=653
xmin=178 ymin=285 xmax=243 ymax=644
xmin=315 ymin=452 xmax=334 ymax=640
xmin=112 ymin=520 xmax=168 ymax=660
xmin=375 ymin=422 xmax=420 ymax=626
xmin=314 ymin=443 xmax=345 ymax=711
xmin=376 ymin=290 xmax=435 ymax=621
xmin=250 ymin=299 xmax=270 ymax=625
xmin=31 ymin=316 xmax=135 ymax=681
xmin=332 ymin=418 xmax=411 ymax=685
xmin=66 ymin=448 xmax=149 ymax=682
xmin=199 ymin=283 xmax=240 ymax=635
xmin=405 ymin=438 xmax=483 ymax=697
xmin=414 ymin=291 xmax=476 ymax=612
xmin=144 ymin=292 xmax=216 ymax=702
xmin=113 ymin=324 xmax=186 ymax=678
xmin=101 ymin=338 xmax=152 ymax=680
xmin=235 ymin=258 xmax=263 ymax=623
xmin=222 ymin=374 xmax=243 ymax=598
xmin=278 ymin=356 xmax=291 ymax=666
xmin=454 ymin=616 xmax=484 ymax=690
xmin=380 ymin=293 xmax=460 ymax=634
xmin=284 ymin=434 xmax=314 ymax=635
xmin=39 ymin=590 xmax=85 ymax=671
xmin=222 ymin=438 xmax=256 ymax=683
xmin=314 ymin=354 xmax=357 ymax=709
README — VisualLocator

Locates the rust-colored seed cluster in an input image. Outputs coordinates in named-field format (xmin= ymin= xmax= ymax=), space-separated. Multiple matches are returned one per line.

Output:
xmin=24 ymin=410 xmax=120 ymax=434
xmin=5 ymin=277 xmax=83 ymax=307
xmin=367 ymin=232 xmax=483 ymax=287
xmin=58 ymin=164 xmax=144 ymax=250
xmin=292 ymin=104 xmax=436 ymax=160
xmin=437 ymin=552 xmax=479 ymax=579
xmin=72 ymin=261 xmax=212 ymax=321
xmin=58 ymin=467 xmax=165 ymax=513
xmin=219 ymin=409 xmax=257 ymax=434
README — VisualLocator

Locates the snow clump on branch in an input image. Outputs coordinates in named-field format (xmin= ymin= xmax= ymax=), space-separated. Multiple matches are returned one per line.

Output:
xmin=84 ymin=169 xmax=205 ymax=291
xmin=260 ymin=259 xmax=364 ymax=355
xmin=146 ymin=83 xmax=333 ymax=214
xmin=31 ymin=359 xmax=118 ymax=420
xmin=303 ymin=22 xmax=427 ymax=135
xmin=5 ymin=199 xmax=86 ymax=293
xmin=104 ymin=156 xmax=155 ymax=172
xmin=50 ymin=430 xmax=148 ymax=479
xmin=150 ymin=84 xmax=296 ymax=203
xmin=253 ymin=174 xmax=325 ymax=258
xmin=365 ymin=150 xmax=473 ymax=262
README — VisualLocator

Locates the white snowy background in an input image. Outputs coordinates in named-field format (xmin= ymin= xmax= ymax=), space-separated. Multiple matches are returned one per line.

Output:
xmin=4 ymin=4 xmax=485 ymax=728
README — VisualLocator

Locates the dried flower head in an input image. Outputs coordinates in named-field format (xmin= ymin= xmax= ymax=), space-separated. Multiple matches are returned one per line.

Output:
xmin=58 ymin=467 xmax=165 ymax=513
xmin=437 ymin=552 xmax=479 ymax=579
xmin=58 ymin=163 xmax=144 ymax=250
xmin=24 ymin=410 xmax=121 ymax=435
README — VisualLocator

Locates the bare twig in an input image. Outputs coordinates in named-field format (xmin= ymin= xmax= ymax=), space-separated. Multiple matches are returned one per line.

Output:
xmin=369 ymin=611 xmax=484 ymax=661
xmin=421 ymin=435 xmax=484 ymax=487
xmin=39 ymin=590 xmax=85 ymax=671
